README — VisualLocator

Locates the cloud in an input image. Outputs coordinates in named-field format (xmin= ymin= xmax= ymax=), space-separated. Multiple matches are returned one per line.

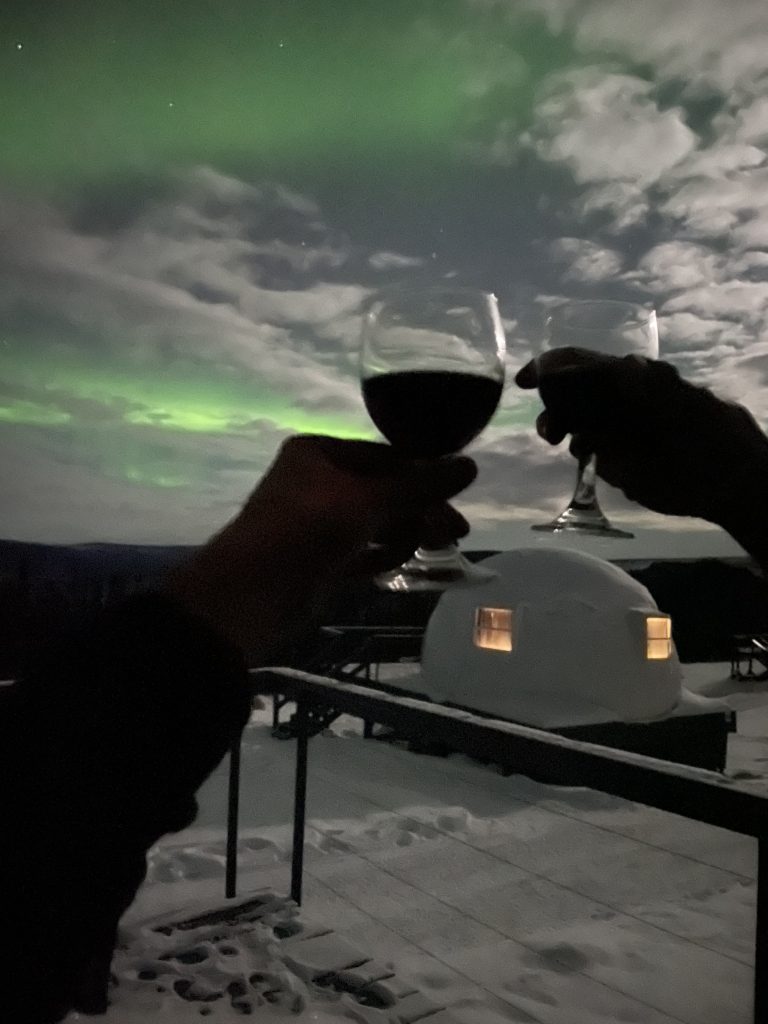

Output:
xmin=514 ymin=0 xmax=768 ymax=257
xmin=657 ymin=312 xmax=751 ymax=352
xmin=667 ymin=143 xmax=765 ymax=181
xmin=657 ymin=166 xmax=768 ymax=240
xmin=0 ymin=169 xmax=388 ymax=542
xmin=721 ymin=96 xmax=768 ymax=147
xmin=549 ymin=237 xmax=623 ymax=282
xmin=728 ymin=251 xmax=768 ymax=280
xmin=480 ymin=0 xmax=767 ymax=262
xmin=529 ymin=69 xmax=697 ymax=187
xmin=528 ymin=0 xmax=768 ymax=95
xmin=488 ymin=0 xmax=768 ymax=435
xmin=629 ymin=242 xmax=725 ymax=294
xmin=368 ymin=251 xmax=424 ymax=270
xmin=0 ymin=171 xmax=372 ymax=419
xmin=575 ymin=181 xmax=650 ymax=231
xmin=0 ymin=379 xmax=146 ymax=426
xmin=627 ymin=243 xmax=768 ymax=392
xmin=662 ymin=280 xmax=768 ymax=326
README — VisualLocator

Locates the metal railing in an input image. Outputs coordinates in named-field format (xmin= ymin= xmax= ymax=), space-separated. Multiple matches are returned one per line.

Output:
xmin=229 ymin=667 xmax=768 ymax=1024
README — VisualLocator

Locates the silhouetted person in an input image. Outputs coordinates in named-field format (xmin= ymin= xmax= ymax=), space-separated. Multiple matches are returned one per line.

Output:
xmin=2 ymin=436 xmax=476 ymax=1023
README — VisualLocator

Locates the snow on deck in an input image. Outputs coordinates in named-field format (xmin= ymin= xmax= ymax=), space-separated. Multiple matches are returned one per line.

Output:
xmin=117 ymin=663 xmax=768 ymax=1024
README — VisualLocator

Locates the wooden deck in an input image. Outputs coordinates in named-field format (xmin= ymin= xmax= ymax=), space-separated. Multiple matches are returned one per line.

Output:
xmin=137 ymin=663 xmax=766 ymax=1024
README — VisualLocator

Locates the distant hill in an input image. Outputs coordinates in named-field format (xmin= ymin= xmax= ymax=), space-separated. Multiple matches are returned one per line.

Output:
xmin=1 ymin=538 xmax=766 ymax=675
xmin=0 ymin=539 xmax=192 ymax=676
xmin=0 ymin=538 xmax=191 ymax=583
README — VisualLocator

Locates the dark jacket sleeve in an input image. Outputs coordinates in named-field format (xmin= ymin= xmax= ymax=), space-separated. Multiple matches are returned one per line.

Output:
xmin=1 ymin=591 xmax=252 ymax=1023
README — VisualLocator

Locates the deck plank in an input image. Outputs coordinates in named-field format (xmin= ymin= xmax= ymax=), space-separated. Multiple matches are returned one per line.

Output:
xmin=311 ymin=851 xmax=688 ymax=1024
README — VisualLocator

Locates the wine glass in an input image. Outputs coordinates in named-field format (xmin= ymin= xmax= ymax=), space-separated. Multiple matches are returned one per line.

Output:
xmin=532 ymin=299 xmax=659 ymax=539
xmin=360 ymin=286 xmax=506 ymax=591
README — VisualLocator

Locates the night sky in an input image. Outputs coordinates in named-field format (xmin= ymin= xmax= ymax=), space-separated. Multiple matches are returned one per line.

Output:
xmin=2 ymin=0 xmax=768 ymax=557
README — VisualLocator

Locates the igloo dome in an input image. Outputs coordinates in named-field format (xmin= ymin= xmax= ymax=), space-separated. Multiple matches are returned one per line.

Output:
xmin=418 ymin=547 xmax=684 ymax=728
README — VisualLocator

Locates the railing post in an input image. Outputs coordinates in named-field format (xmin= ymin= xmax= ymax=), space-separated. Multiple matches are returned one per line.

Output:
xmin=756 ymin=837 xmax=768 ymax=1024
xmin=290 ymin=702 xmax=310 ymax=905
xmin=225 ymin=733 xmax=242 ymax=899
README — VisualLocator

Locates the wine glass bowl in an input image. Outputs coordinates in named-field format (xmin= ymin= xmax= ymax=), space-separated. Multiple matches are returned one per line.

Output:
xmin=533 ymin=299 xmax=658 ymax=539
xmin=360 ymin=286 xmax=506 ymax=591
xmin=545 ymin=300 xmax=658 ymax=359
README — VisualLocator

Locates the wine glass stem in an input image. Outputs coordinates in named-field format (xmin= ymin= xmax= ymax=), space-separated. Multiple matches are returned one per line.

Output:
xmin=571 ymin=452 xmax=599 ymax=511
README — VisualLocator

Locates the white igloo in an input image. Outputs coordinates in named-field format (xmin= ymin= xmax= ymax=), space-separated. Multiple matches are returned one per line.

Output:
xmin=414 ymin=547 xmax=710 ymax=729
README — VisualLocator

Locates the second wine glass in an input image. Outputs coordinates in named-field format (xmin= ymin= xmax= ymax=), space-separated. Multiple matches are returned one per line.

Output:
xmin=532 ymin=299 xmax=659 ymax=539
xmin=360 ymin=286 xmax=506 ymax=591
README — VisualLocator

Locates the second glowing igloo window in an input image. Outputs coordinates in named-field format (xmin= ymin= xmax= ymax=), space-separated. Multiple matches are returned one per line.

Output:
xmin=646 ymin=616 xmax=672 ymax=660
xmin=474 ymin=607 xmax=513 ymax=652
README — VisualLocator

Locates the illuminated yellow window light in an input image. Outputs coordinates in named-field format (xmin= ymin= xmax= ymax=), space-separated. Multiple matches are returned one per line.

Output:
xmin=646 ymin=616 xmax=672 ymax=660
xmin=474 ymin=607 xmax=513 ymax=652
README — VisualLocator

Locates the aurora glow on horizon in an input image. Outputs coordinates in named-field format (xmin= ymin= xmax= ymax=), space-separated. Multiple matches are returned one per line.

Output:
xmin=2 ymin=0 xmax=768 ymax=556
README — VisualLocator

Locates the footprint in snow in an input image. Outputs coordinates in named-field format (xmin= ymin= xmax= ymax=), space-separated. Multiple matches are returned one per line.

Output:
xmin=590 ymin=909 xmax=616 ymax=921
xmin=436 ymin=813 xmax=465 ymax=832
xmin=243 ymin=837 xmax=274 ymax=851
xmin=525 ymin=943 xmax=592 ymax=975
xmin=504 ymin=974 xmax=558 ymax=1008
xmin=317 ymin=833 xmax=352 ymax=853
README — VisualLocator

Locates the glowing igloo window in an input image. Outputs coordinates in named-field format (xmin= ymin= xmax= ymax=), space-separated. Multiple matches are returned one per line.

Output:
xmin=474 ymin=607 xmax=513 ymax=652
xmin=646 ymin=616 xmax=672 ymax=660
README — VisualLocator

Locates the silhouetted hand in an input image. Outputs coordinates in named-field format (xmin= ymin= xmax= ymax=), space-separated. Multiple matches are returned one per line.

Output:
xmin=516 ymin=349 xmax=768 ymax=531
xmin=167 ymin=435 xmax=477 ymax=652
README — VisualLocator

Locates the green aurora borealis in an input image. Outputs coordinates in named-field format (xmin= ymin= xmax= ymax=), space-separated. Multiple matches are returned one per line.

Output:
xmin=0 ymin=342 xmax=370 ymax=437
xmin=4 ymin=0 xmax=765 ymax=550
xmin=2 ymin=1 xmax=561 ymax=188
xmin=0 ymin=0 xmax=552 ymax=509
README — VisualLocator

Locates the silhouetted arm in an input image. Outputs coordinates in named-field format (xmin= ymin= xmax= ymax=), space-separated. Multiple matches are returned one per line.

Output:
xmin=517 ymin=351 xmax=768 ymax=574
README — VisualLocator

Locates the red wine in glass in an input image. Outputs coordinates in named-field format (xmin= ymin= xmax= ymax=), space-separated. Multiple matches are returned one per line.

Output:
xmin=360 ymin=287 xmax=506 ymax=592
xmin=362 ymin=370 xmax=503 ymax=458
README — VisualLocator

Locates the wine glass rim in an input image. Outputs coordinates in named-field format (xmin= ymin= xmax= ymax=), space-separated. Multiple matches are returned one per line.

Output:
xmin=366 ymin=284 xmax=499 ymax=305
xmin=547 ymin=298 xmax=656 ymax=328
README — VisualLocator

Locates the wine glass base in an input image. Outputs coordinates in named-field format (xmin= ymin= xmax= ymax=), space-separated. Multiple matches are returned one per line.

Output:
xmin=375 ymin=548 xmax=498 ymax=592
xmin=532 ymin=505 xmax=634 ymax=540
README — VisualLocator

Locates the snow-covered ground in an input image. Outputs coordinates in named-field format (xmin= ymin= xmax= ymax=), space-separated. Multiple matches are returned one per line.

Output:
xmin=91 ymin=664 xmax=768 ymax=1024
